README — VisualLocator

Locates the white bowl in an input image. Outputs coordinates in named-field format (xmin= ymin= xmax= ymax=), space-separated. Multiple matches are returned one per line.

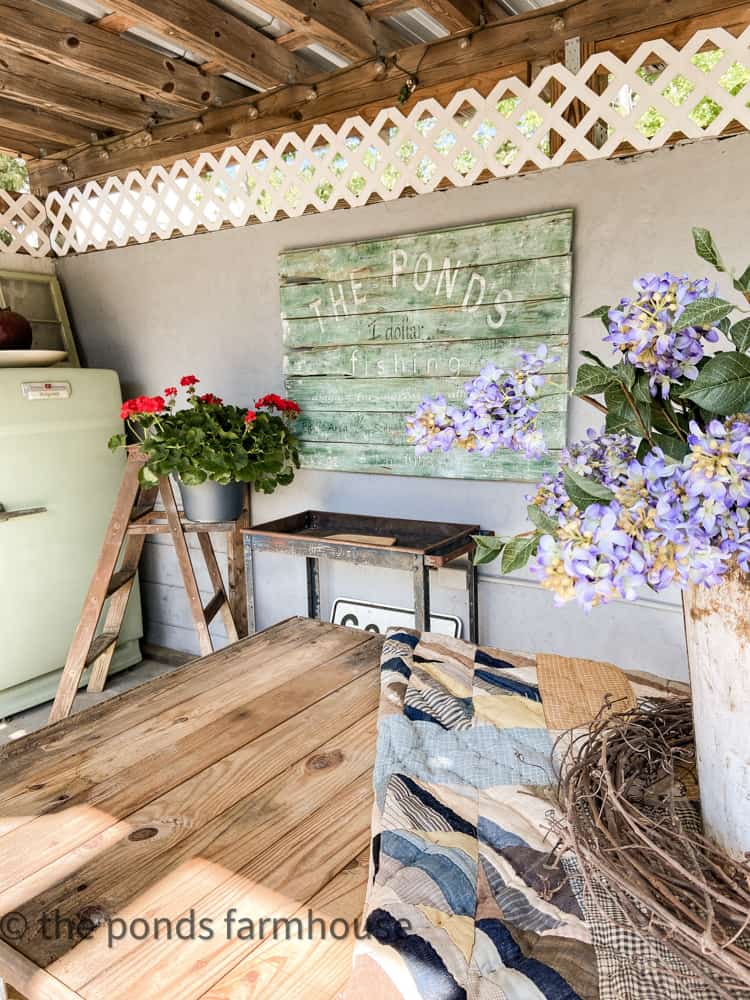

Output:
xmin=0 ymin=350 xmax=68 ymax=368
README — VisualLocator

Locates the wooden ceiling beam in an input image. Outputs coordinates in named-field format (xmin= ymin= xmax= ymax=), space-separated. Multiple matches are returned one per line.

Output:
xmin=0 ymin=98 xmax=99 ymax=151
xmin=276 ymin=30 xmax=313 ymax=52
xmin=0 ymin=47 xmax=171 ymax=132
xmin=0 ymin=0 xmax=248 ymax=112
xmin=366 ymin=0 xmax=483 ymax=32
xmin=253 ymin=0 xmax=405 ymax=61
xmin=94 ymin=12 xmax=138 ymax=33
xmin=28 ymin=0 xmax=750 ymax=191
xmin=101 ymin=0 xmax=317 ymax=90
xmin=0 ymin=127 xmax=67 ymax=160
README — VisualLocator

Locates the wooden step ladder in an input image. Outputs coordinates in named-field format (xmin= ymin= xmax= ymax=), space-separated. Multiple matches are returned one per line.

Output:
xmin=50 ymin=448 xmax=249 ymax=723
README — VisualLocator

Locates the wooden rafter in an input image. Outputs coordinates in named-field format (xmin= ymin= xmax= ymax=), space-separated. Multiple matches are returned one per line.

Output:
xmin=100 ymin=0 xmax=318 ymax=89
xmin=0 ymin=0 xmax=248 ymax=112
xmin=0 ymin=98 xmax=99 ymax=151
xmin=253 ymin=0 xmax=405 ymax=61
xmin=365 ymin=0 xmax=483 ymax=32
xmin=26 ymin=0 xmax=750 ymax=192
xmin=0 ymin=47 xmax=172 ymax=133
xmin=0 ymin=127 xmax=67 ymax=159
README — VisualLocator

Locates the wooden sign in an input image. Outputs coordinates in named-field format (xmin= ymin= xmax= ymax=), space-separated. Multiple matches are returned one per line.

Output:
xmin=280 ymin=209 xmax=573 ymax=481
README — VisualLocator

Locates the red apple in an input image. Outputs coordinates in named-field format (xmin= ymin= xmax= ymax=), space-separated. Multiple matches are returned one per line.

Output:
xmin=0 ymin=308 xmax=33 ymax=350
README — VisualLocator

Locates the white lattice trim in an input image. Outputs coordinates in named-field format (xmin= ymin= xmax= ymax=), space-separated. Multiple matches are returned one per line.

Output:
xmin=24 ymin=25 xmax=750 ymax=255
xmin=0 ymin=190 xmax=51 ymax=257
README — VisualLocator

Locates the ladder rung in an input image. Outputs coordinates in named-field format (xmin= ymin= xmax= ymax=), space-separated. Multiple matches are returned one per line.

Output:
xmin=86 ymin=632 xmax=118 ymax=667
xmin=106 ymin=568 xmax=137 ymax=597
xmin=130 ymin=504 xmax=155 ymax=523
xmin=203 ymin=592 xmax=226 ymax=624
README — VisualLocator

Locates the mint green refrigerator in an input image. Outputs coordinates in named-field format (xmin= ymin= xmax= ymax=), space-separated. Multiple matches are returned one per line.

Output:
xmin=0 ymin=368 xmax=142 ymax=717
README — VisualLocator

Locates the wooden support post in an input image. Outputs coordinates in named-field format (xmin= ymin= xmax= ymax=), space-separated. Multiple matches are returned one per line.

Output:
xmin=413 ymin=554 xmax=431 ymax=634
xmin=197 ymin=532 xmax=239 ymax=643
xmin=159 ymin=477 xmax=214 ymax=657
xmin=49 ymin=450 xmax=145 ymax=723
xmin=86 ymin=529 xmax=149 ymax=693
xmin=51 ymin=457 xmax=248 ymax=722
xmin=227 ymin=485 xmax=250 ymax=638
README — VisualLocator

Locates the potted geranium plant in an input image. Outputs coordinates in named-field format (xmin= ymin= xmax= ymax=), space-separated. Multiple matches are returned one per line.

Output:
xmin=110 ymin=375 xmax=300 ymax=522
xmin=407 ymin=229 xmax=750 ymax=859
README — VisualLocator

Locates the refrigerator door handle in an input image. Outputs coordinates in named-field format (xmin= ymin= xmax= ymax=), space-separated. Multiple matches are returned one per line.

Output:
xmin=0 ymin=502 xmax=48 ymax=523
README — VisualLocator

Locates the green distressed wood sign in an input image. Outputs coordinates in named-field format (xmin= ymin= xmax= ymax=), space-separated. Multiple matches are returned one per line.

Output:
xmin=280 ymin=209 xmax=573 ymax=481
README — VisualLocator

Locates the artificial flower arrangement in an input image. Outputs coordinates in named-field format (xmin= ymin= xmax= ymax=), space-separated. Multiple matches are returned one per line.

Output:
xmin=109 ymin=375 xmax=301 ymax=494
xmin=407 ymin=228 xmax=750 ymax=612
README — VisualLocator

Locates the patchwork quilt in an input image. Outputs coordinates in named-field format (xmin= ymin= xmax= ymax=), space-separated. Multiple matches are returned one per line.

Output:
xmin=343 ymin=629 xmax=713 ymax=1000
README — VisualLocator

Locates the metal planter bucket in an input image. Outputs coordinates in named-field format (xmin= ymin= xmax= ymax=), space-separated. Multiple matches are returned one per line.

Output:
xmin=177 ymin=479 xmax=244 ymax=523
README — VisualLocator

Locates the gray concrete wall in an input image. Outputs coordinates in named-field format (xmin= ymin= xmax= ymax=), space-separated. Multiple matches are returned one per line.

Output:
xmin=55 ymin=132 xmax=750 ymax=679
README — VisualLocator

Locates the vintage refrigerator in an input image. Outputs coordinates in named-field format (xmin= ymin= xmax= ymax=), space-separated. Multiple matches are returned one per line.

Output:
xmin=0 ymin=368 xmax=142 ymax=718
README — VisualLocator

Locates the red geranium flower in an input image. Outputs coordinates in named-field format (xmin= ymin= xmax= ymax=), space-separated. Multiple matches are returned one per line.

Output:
xmin=180 ymin=375 xmax=199 ymax=387
xmin=244 ymin=409 xmax=257 ymax=424
xmin=199 ymin=392 xmax=223 ymax=405
xmin=164 ymin=386 xmax=178 ymax=397
xmin=120 ymin=394 xmax=165 ymax=419
xmin=255 ymin=393 xmax=300 ymax=414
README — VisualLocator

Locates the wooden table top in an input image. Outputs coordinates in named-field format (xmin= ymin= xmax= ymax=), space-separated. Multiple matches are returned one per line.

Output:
xmin=0 ymin=618 xmax=383 ymax=1000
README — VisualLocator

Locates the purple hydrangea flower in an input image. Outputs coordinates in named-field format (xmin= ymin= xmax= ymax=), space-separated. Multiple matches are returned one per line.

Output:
xmin=527 ymin=417 xmax=750 ymax=611
xmin=604 ymin=273 xmax=720 ymax=398
xmin=406 ymin=346 xmax=553 ymax=461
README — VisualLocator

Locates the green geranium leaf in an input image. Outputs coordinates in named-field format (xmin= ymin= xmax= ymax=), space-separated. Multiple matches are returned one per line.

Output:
xmin=573 ymin=363 xmax=616 ymax=397
xmin=526 ymin=504 xmax=557 ymax=533
xmin=139 ymin=465 xmax=159 ymax=486
xmin=108 ymin=433 xmax=126 ymax=452
xmin=672 ymin=297 xmax=734 ymax=333
xmin=733 ymin=265 xmax=750 ymax=295
xmin=473 ymin=534 xmax=506 ymax=566
xmin=680 ymin=353 xmax=750 ymax=415
xmin=501 ymin=534 xmax=540 ymax=574
xmin=730 ymin=317 xmax=750 ymax=353
xmin=579 ymin=349 xmax=607 ymax=368
xmin=564 ymin=467 xmax=616 ymax=512
xmin=692 ymin=227 xmax=725 ymax=272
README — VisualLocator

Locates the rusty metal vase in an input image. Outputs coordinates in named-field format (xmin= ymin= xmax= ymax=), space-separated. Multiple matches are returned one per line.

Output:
xmin=682 ymin=564 xmax=750 ymax=860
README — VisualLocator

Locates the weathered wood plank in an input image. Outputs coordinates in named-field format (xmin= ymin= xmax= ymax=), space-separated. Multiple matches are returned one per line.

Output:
xmin=285 ymin=374 xmax=569 ymax=411
xmin=279 ymin=209 xmax=573 ymax=284
xmin=0 ymin=619 xmax=308 ymax=779
xmin=282 ymin=211 xmax=571 ymax=481
xmin=0 ymin=627 xmax=374 ymax=880
xmin=5 ymin=671 xmax=378 ymax=969
xmin=200 ymin=848 xmax=370 ymax=999
xmin=79 ymin=773 xmax=374 ymax=999
xmin=0 ymin=0 xmax=245 ymax=112
xmin=280 ymin=255 xmax=572 ymax=322
xmin=248 ymin=0 xmax=402 ymax=61
xmin=0 ymin=47 xmax=183 ymax=133
xmin=298 ymin=440 xmax=560 ymax=480
xmin=103 ymin=0 xmax=315 ymax=90
xmin=0 ymin=941 xmax=81 ymax=1000
xmin=283 ymin=296 xmax=570 ymax=349
xmin=295 ymin=408 xmax=566 ymax=448
xmin=284 ymin=333 xmax=568 ymax=379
